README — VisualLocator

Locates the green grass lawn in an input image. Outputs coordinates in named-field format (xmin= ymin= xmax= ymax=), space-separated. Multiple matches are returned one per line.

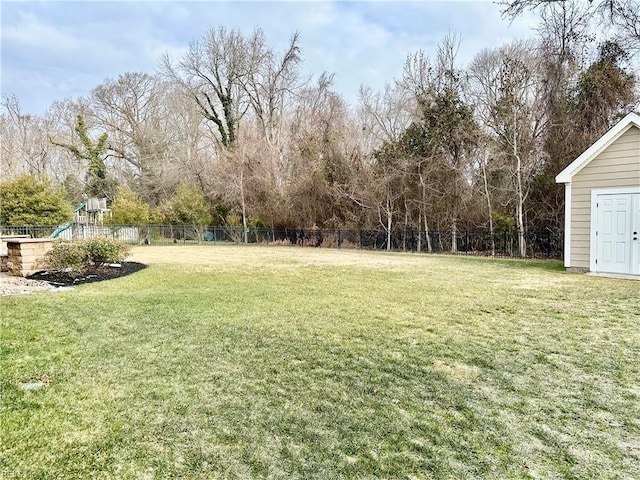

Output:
xmin=1 ymin=246 xmax=639 ymax=479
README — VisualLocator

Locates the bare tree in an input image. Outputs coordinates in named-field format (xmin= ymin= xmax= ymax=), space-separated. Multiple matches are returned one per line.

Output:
xmin=210 ymin=125 xmax=284 ymax=236
xmin=243 ymin=31 xmax=302 ymax=148
xmin=501 ymin=0 xmax=640 ymax=51
xmin=1 ymin=95 xmax=53 ymax=179
xmin=283 ymin=74 xmax=364 ymax=229
xmin=88 ymin=72 xmax=190 ymax=203
xmin=164 ymin=87 xmax=220 ymax=197
xmin=358 ymin=82 xmax=414 ymax=148
xmin=470 ymin=41 xmax=549 ymax=257
xmin=162 ymin=26 xmax=270 ymax=149
xmin=91 ymin=73 xmax=163 ymax=170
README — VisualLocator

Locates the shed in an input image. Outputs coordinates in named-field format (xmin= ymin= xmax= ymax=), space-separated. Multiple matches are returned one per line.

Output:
xmin=556 ymin=112 xmax=640 ymax=276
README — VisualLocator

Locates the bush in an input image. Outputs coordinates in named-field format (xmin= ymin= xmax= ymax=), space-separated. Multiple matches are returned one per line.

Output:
xmin=106 ymin=186 xmax=162 ymax=225
xmin=248 ymin=215 xmax=268 ymax=229
xmin=43 ymin=238 xmax=131 ymax=273
xmin=160 ymin=183 xmax=212 ymax=225
xmin=0 ymin=174 xmax=73 ymax=225
xmin=492 ymin=213 xmax=516 ymax=233
xmin=268 ymin=238 xmax=291 ymax=247
xmin=225 ymin=213 xmax=244 ymax=243
xmin=43 ymin=241 xmax=89 ymax=275
xmin=82 ymin=238 xmax=131 ymax=266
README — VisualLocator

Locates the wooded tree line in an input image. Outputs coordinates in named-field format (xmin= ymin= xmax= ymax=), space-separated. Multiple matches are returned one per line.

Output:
xmin=1 ymin=1 xmax=638 ymax=253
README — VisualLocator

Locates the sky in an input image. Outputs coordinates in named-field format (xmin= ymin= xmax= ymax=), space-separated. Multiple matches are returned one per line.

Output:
xmin=1 ymin=0 xmax=539 ymax=115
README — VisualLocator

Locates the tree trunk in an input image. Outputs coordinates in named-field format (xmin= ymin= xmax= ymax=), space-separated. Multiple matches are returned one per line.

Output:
xmin=517 ymin=196 xmax=526 ymax=257
xmin=403 ymin=200 xmax=409 ymax=251
xmin=419 ymin=173 xmax=432 ymax=253
xmin=416 ymin=211 xmax=422 ymax=253
xmin=513 ymin=115 xmax=526 ymax=258
xmin=240 ymin=166 xmax=248 ymax=244
xmin=386 ymin=196 xmax=393 ymax=252
xmin=480 ymin=154 xmax=495 ymax=256
xmin=423 ymin=210 xmax=432 ymax=253
xmin=451 ymin=218 xmax=457 ymax=254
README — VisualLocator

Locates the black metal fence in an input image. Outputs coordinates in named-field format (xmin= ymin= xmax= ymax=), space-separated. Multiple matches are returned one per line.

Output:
xmin=1 ymin=224 xmax=563 ymax=259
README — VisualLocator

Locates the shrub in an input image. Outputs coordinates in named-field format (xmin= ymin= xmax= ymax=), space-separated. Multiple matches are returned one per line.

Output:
xmin=106 ymin=186 xmax=162 ymax=225
xmin=492 ymin=213 xmax=516 ymax=233
xmin=268 ymin=238 xmax=291 ymax=247
xmin=0 ymin=174 xmax=73 ymax=225
xmin=338 ymin=239 xmax=359 ymax=249
xmin=321 ymin=235 xmax=338 ymax=248
xmin=225 ymin=213 xmax=244 ymax=243
xmin=43 ymin=241 xmax=89 ymax=274
xmin=160 ymin=183 xmax=212 ymax=225
xmin=82 ymin=238 xmax=131 ymax=266
xmin=248 ymin=215 xmax=268 ymax=229
xmin=42 ymin=238 xmax=131 ymax=273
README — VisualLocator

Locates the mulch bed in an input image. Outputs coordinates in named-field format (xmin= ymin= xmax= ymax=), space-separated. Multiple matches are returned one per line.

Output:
xmin=27 ymin=262 xmax=147 ymax=287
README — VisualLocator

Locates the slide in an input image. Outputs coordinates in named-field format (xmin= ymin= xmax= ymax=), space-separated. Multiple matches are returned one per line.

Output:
xmin=50 ymin=222 xmax=73 ymax=239
xmin=50 ymin=203 xmax=85 ymax=239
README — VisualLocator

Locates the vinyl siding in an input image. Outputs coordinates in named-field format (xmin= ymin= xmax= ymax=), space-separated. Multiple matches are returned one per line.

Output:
xmin=570 ymin=125 xmax=640 ymax=268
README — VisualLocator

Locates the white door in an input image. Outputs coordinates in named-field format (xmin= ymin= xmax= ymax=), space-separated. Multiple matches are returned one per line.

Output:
xmin=595 ymin=193 xmax=640 ymax=275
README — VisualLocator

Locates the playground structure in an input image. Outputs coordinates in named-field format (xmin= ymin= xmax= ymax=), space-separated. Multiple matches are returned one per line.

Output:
xmin=51 ymin=198 xmax=113 ymax=239
xmin=76 ymin=198 xmax=111 ymax=225
xmin=47 ymin=198 xmax=141 ymax=243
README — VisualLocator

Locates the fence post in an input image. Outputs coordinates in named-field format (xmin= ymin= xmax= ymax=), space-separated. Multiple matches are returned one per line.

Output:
xmin=337 ymin=229 xmax=341 ymax=249
xmin=465 ymin=231 xmax=469 ymax=254
xmin=359 ymin=230 xmax=363 ymax=249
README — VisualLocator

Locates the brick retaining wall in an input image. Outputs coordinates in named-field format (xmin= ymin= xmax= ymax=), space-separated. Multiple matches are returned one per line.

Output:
xmin=6 ymin=238 xmax=53 ymax=277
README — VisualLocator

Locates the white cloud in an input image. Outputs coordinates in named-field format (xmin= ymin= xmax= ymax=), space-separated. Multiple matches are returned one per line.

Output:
xmin=2 ymin=11 xmax=82 ymax=51
xmin=1 ymin=1 xmax=540 ymax=115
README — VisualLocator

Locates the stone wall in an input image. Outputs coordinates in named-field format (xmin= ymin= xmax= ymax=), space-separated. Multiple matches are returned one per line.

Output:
xmin=6 ymin=239 xmax=53 ymax=277
xmin=1 ymin=234 xmax=31 ymax=251
xmin=1 ymin=235 xmax=31 ymax=273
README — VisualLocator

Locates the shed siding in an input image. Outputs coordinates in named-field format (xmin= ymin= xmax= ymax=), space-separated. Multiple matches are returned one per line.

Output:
xmin=569 ymin=125 xmax=640 ymax=268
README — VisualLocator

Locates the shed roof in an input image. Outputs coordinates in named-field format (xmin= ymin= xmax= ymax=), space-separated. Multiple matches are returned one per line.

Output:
xmin=555 ymin=112 xmax=640 ymax=184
